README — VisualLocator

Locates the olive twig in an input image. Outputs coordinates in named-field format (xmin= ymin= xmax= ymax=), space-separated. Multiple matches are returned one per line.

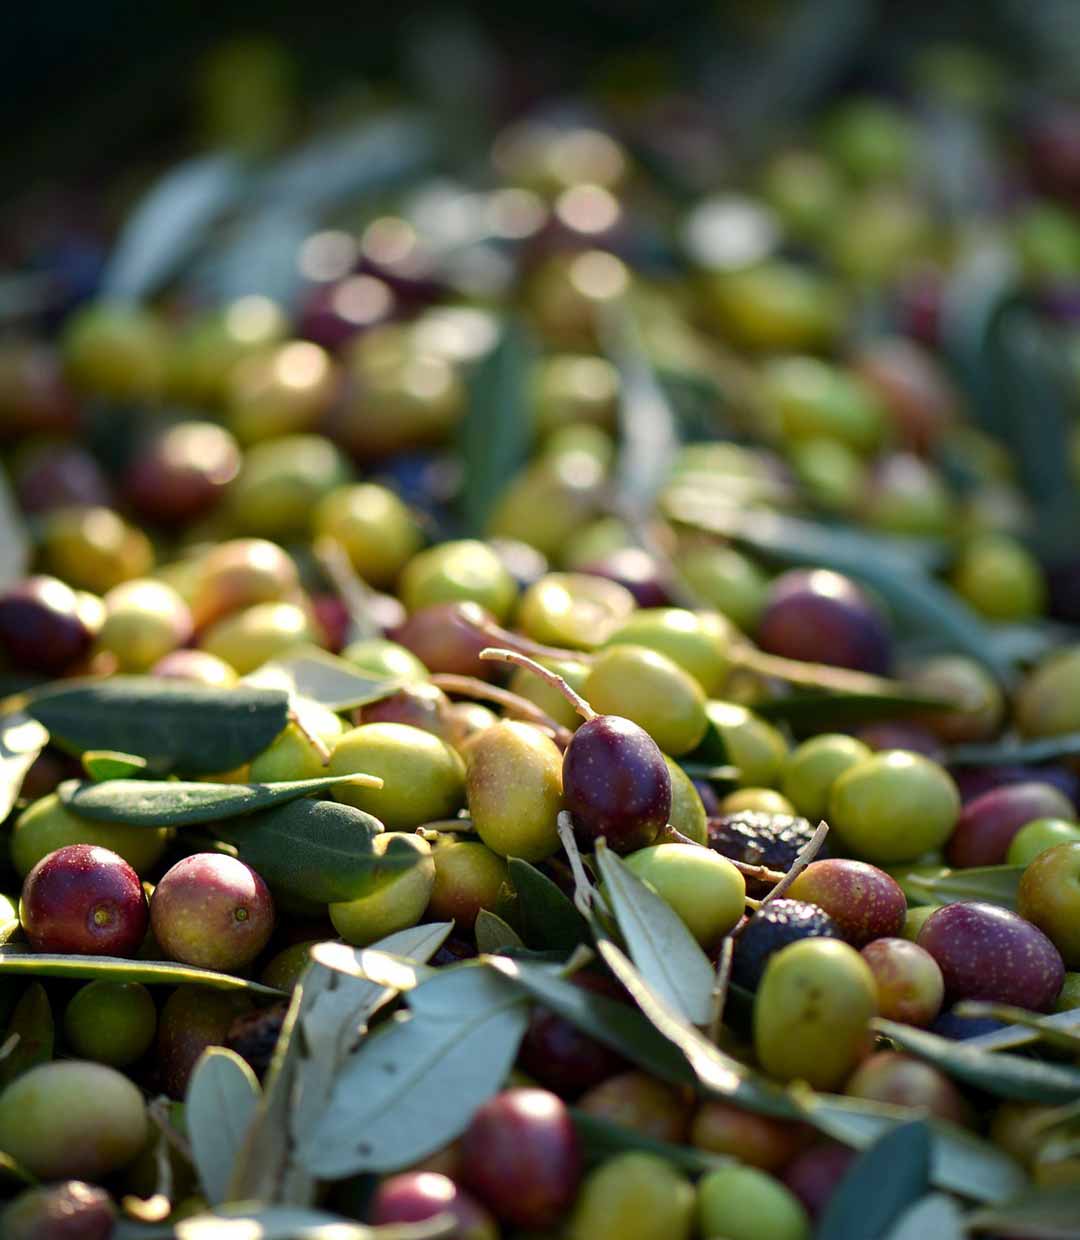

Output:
xmin=466 ymin=615 xmax=597 ymax=665
xmin=759 ymin=819 xmax=830 ymax=910
xmin=707 ymin=936 xmax=734 ymax=1046
xmin=725 ymin=858 xmax=788 ymax=886
xmin=431 ymin=673 xmax=575 ymax=747
xmin=480 ymin=648 xmax=596 ymax=722
xmin=557 ymin=810 xmax=596 ymax=919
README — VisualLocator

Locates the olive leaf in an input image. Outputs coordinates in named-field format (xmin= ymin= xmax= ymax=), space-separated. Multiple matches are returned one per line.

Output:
xmin=228 ymin=922 xmax=453 ymax=1206
xmin=949 ymin=733 xmax=1080 ymax=766
xmin=0 ymin=949 xmax=284 ymax=998
xmin=99 ymin=153 xmax=247 ymax=302
xmin=572 ymin=1110 xmax=729 ymax=1175
xmin=953 ymin=1003 xmax=1080 ymax=1054
xmin=0 ymin=464 xmax=30 ymax=592
xmin=0 ymin=982 xmax=53 ymax=1087
xmin=243 ymin=646 xmax=407 ymax=712
xmin=967 ymin=1185 xmax=1080 ymax=1239
xmin=0 ymin=713 xmax=47 ymax=822
xmin=474 ymin=909 xmax=524 ymax=954
xmin=26 ymin=678 xmax=290 ymax=775
xmin=875 ymin=1019 xmax=1080 ymax=1104
xmin=881 ymin=1193 xmax=965 ymax=1240
xmin=964 ymin=1008 xmax=1080 ymax=1054
xmin=901 ymin=865 xmax=1022 ymax=911
xmin=817 ymin=1121 xmax=932 ymax=1240
xmin=173 ymin=1206 xmax=452 ymax=1240
xmin=458 ymin=317 xmax=534 ymax=536
xmin=508 ymin=858 xmax=591 ymax=953
xmin=486 ymin=955 xmax=695 ymax=1090
xmin=60 ymin=773 xmax=381 ymax=828
xmin=215 ymin=800 xmax=409 ymax=904
xmin=755 ymin=688 xmax=951 ymax=729
xmin=302 ymin=964 xmax=528 ymax=1177
xmin=82 ymin=750 xmax=148 ymax=782
xmin=185 ymin=1048 xmax=261 ymax=1206
xmin=594 ymin=842 xmax=716 ymax=1027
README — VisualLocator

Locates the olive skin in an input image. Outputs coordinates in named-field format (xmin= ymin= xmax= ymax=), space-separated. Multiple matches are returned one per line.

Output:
xmin=563 ymin=715 xmax=671 ymax=853
xmin=860 ymin=938 xmax=944 ymax=1027
xmin=844 ymin=1051 xmax=972 ymax=1127
xmin=21 ymin=844 xmax=148 ymax=957
xmin=1 ymin=1180 xmax=115 ymax=1240
xmin=753 ymin=938 xmax=878 ymax=1090
xmin=427 ymin=839 xmax=508 ymax=929
xmin=947 ymin=781 xmax=1074 ymax=869
xmin=329 ymin=834 xmax=435 ymax=947
xmin=787 ymin=859 xmax=906 ymax=947
xmin=467 ymin=722 xmax=564 ymax=862
xmin=585 ymin=644 xmax=708 ymax=756
xmin=696 ymin=1163 xmax=811 ymax=1240
xmin=391 ymin=601 xmax=497 ymax=679
xmin=64 ymin=980 xmax=157 ymax=1067
xmin=368 ymin=1172 xmax=497 ymax=1239
xmin=1017 ymin=842 xmax=1080 ymax=968
xmin=0 ymin=1060 xmax=147 ymax=1181
xmin=917 ymin=901 xmax=1065 ymax=1012
xmin=782 ymin=1145 xmax=855 ymax=1220
xmin=781 ymin=734 xmax=871 ymax=822
xmin=577 ymin=1071 xmax=692 ymax=1144
xmin=460 ymin=1088 xmax=582 ymax=1228
xmin=625 ymin=844 xmax=745 ymax=948
xmin=11 ymin=792 xmax=168 ymax=879
xmin=567 ymin=1151 xmax=694 ymax=1240
xmin=0 ymin=575 xmax=98 ymax=673
xmin=156 ymin=987 xmax=254 ymax=1099
xmin=690 ymin=1100 xmax=806 ymax=1172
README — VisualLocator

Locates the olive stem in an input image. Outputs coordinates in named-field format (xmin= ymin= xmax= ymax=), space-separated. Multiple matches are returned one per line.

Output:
xmin=707 ymin=936 xmax=734 ymax=1046
xmin=733 ymin=820 xmax=830 ymax=941
xmin=480 ymin=648 xmax=596 ymax=722
xmin=288 ymin=705 xmax=332 ymax=766
xmin=557 ymin=811 xmax=596 ymax=918
xmin=725 ymin=858 xmax=787 ymax=886
xmin=430 ymin=674 xmax=575 ymax=747
xmin=465 ymin=615 xmax=598 ymax=665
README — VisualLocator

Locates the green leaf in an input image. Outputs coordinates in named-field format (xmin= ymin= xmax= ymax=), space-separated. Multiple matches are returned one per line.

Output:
xmin=594 ymin=843 xmax=715 ymax=1027
xmin=474 ymin=909 xmax=524 ymax=954
xmin=100 ymin=153 xmax=246 ymax=302
xmin=215 ymin=799 xmax=410 ymax=904
xmin=901 ymin=865 xmax=1022 ymax=911
xmin=508 ymin=858 xmax=591 ymax=953
xmin=949 ymin=733 xmax=1080 ymax=766
xmin=677 ymin=762 xmax=740 ymax=783
xmin=0 ymin=949 xmax=284 ymax=997
xmin=876 ymin=1018 xmax=1080 ymax=1104
xmin=26 ymin=678 xmax=290 ymax=775
xmin=0 ymin=713 xmax=48 ymax=822
xmin=802 ymin=1092 xmax=1028 ymax=1204
xmin=881 ymin=1193 xmax=965 ymax=1240
xmin=605 ymin=298 xmax=680 ymax=521
xmin=82 ymin=750 xmax=148 ymax=782
xmin=0 ymin=464 xmax=30 ymax=592
xmin=0 ymin=983 xmax=53 ymax=1087
xmin=818 ymin=1121 xmax=932 ymax=1240
xmin=60 ymin=773 xmax=381 ymax=828
xmin=173 ymin=1205 xmax=451 ymax=1240
xmin=755 ymin=689 xmax=951 ymax=729
xmin=486 ymin=955 xmax=695 ymax=1089
xmin=572 ymin=1109 xmax=729 ymax=1175
xmin=186 ymin=1048 xmax=261 ymax=1206
xmin=243 ymin=646 xmax=406 ymax=712
xmin=967 ymin=1185 xmax=1080 ymax=1239
xmin=302 ymin=964 xmax=528 ymax=1177
xmin=596 ymin=940 xmax=799 ymax=1119
xmin=965 ymin=1008 xmax=1080 ymax=1053
xmin=228 ymin=922 xmax=453 ymax=1206
xmin=459 ymin=318 xmax=534 ymax=536
xmin=662 ymin=490 xmax=1014 ymax=683
xmin=953 ymin=1003 xmax=1080 ymax=1054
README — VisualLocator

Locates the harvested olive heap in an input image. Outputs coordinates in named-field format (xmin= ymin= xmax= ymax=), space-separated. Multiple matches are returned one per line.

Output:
xmin=4 ymin=34 xmax=1080 ymax=1240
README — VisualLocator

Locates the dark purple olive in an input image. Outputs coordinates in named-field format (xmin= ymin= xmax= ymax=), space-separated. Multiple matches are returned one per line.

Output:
xmin=563 ymin=715 xmax=671 ymax=853
xmin=756 ymin=569 xmax=892 ymax=674
xmin=947 ymin=781 xmax=1075 ymax=868
xmin=14 ymin=443 xmax=111 ymax=513
xmin=0 ymin=576 xmax=98 ymax=673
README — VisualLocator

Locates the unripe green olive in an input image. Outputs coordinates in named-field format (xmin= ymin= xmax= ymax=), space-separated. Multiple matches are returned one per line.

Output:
xmin=199 ymin=601 xmax=321 ymax=675
xmin=603 ymin=607 xmax=733 ymax=696
xmin=41 ymin=506 xmax=154 ymax=595
xmin=96 ymin=578 xmax=193 ymax=671
xmin=515 ymin=573 xmax=635 ymax=651
xmin=313 ymin=483 xmax=424 ymax=588
xmin=12 ymin=793 xmax=168 ymax=878
xmin=585 ymin=645 xmax=708 ymax=757
xmin=567 ymin=1151 xmax=694 ymax=1240
xmin=625 ymin=843 xmax=745 ymax=947
xmin=466 ymin=721 xmax=564 ymax=862
xmin=329 ymin=833 xmax=435 ymax=945
xmin=510 ymin=658 xmax=592 ymax=731
xmin=696 ymin=1163 xmax=810 ymax=1240
xmin=228 ymin=434 xmax=351 ymax=539
xmin=781 ymin=734 xmax=872 ymax=822
xmin=64 ymin=980 xmax=157 ymax=1067
xmin=399 ymin=539 xmax=518 ymax=623
xmin=664 ymin=758 xmax=708 ymax=846
xmin=702 ymin=701 xmax=789 ymax=788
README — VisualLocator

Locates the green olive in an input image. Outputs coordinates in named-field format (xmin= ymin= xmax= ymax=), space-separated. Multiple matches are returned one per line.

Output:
xmin=466 ymin=721 xmax=564 ymax=862
xmin=312 ymin=483 xmax=424 ymax=589
xmin=399 ymin=539 xmax=518 ymax=622
xmin=603 ymin=608 xmax=734 ymax=697
xmin=586 ymin=645 xmax=708 ymax=756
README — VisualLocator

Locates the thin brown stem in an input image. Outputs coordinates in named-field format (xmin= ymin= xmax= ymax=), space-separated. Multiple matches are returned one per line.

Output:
xmin=480 ymin=649 xmax=596 ymax=722
xmin=707 ymin=936 xmax=734 ymax=1045
xmin=464 ymin=615 xmax=597 ymax=665
xmin=431 ymin=674 xmax=575 ymax=746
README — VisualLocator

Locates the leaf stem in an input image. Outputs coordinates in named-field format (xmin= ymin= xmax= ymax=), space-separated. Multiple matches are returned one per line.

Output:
xmin=480 ymin=649 xmax=596 ymax=722
xmin=558 ymin=812 xmax=597 ymax=918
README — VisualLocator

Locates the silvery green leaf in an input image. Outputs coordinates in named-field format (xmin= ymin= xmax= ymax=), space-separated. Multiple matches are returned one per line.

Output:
xmin=475 ymin=909 xmax=524 ymax=954
xmin=303 ymin=964 xmax=527 ymax=1177
xmin=0 ymin=713 xmax=48 ymax=821
xmin=965 ymin=1008 xmax=1080 ymax=1053
xmin=817 ymin=1121 xmax=932 ymax=1240
xmin=882 ymin=1193 xmax=965 ymax=1240
xmin=185 ymin=1048 xmax=261 ymax=1205
xmin=228 ymin=922 xmax=452 ymax=1205
xmin=594 ymin=842 xmax=715 ymax=1027
xmin=308 ymin=942 xmax=435 ymax=991
xmin=243 ymin=646 xmax=406 ymax=712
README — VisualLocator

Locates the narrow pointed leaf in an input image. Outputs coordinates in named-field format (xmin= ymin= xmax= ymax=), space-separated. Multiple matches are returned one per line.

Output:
xmin=0 ymin=948 xmax=283 ymax=997
xmin=60 ymin=773 xmax=381 ymax=827
xmin=818 ymin=1121 xmax=932 ymax=1240
xmin=950 ymin=733 xmax=1080 ymax=766
xmin=26 ymin=678 xmax=290 ymax=775
xmin=215 ymin=799 xmax=409 ymax=903
xmin=474 ymin=909 xmax=524 ymax=954
xmin=508 ymin=858 xmax=590 ymax=953
xmin=303 ymin=964 xmax=528 ymax=1177
xmin=100 ymin=153 xmax=246 ymax=301
xmin=82 ymin=751 xmax=148 ymax=782
xmin=965 ymin=1008 xmax=1080 ymax=1053
xmin=0 ymin=713 xmax=47 ymax=821
xmin=953 ymin=1003 xmax=1080 ymax=1054
xmin=243 ymin=646 xmax=407 ymax=711
xmin=967 ymin=1186 xmax=1080 ymax=1239
xmin=0 ymin=465 xmax=29 ymax=592
xmin=595 ymin=843 xmax=715 ymax=1026
xmin=186 ymin=1048 xmax=261 ymax=1205
xmin=0 ymin=983 xmax=53 ymax=1087
xmin=881 ymin=1193 xmax=965 ymax=1240
xmin=902 ymin=865 xmax=1022 ymax=911
xmin=755 ymin=688 xmax=951 ymax=728
xmin=876 ymin=1019 xmax=1080 ymax=1104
